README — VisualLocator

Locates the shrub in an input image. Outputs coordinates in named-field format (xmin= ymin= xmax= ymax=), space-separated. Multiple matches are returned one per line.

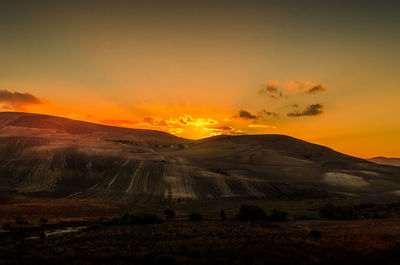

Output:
xmin=309 ymin=230 xmax=322 ymax=238
xmin=235 ymin=205 xmax=289 ymax=222
xmin=235 ymin=204 xmax=268 ymax=221
xmin=88 ymin=224 xmax=102 ymax=231
xmin=269 ymin=208 xmax=288 ymax=222
xmin=188 ymin=213 xmax=203 ymax=222
xmin=2 ymin=223 xmax=11 ymax=230
xmin=319 ymin=203 xmax=357 ymax=220
xmin=319 ymin=203 xmax=338 ymax=220
xmin=220 ymin=210 xmax=227 ymax=220
xmin=14 ymin=216 xmax=29 ymax=225
xmin=164 ymin=209 xmax=175 ymax=219
xmin=103 ymin=217 xmax=119 ymax=226
xmin=296 ymin=215 xmax=316 ymax=221
xmin=120 ymin=211 xmax=163 ymax=225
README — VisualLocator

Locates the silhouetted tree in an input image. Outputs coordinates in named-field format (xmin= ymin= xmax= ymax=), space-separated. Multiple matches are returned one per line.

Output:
xmin=235 ymin=204 xmax=268 ymax=221
xmin=309 ymin=230 xmax=322 ymax=238
xmin=220 ymin=210 xmax=227 ymax=220
xmin=120 ymin=211 xmax=163 ymax=225
xmin=269 ymin=208 xmax=288 ymax=221
xmin=188 ymin=213 xmax=203 ymax=222
xmin=319 ymin=203 xmax=338 ymax=220
xmin=164 ymin=209 xmax=175 ymax=219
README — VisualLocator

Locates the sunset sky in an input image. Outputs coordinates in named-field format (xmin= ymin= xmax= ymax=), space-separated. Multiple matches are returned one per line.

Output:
xmin=0 ymin=0 xmax=399 ymax=158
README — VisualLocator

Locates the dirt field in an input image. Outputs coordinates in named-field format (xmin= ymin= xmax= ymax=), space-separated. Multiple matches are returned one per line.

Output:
xmin=2 ymin=217 xmax=400 ymax=265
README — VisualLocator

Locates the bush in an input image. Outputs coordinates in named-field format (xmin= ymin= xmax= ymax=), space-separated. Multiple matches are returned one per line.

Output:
xmin=188 ymin=213 xmax=203 ymax=222
xmin=319 ymin=203 xmax=338 ymax=220
xmin=103 ymin=218 xmax=119 ymax=226
xmin=296 ymin=215 xmax=316 ymax=221
xmin=14 ymin=216 xmax=29 ymax=225
xmin=309 ymin=230 xmax=322 ymax=238
xmin=235 ymin=205 xmax=289 ymax=222
xmin=220 ymin=210 xmax=227 ymax=220
xmin=235 ymin=204 xmax=268 ymax=221
xmin=164 ymin=209 xmax=175 ymax=219
xmin=120 ymin=211 xmax=163 ymax=225
xmin=319 ymin=203 xmax=357 ymax=220
xmin=269 ymin=208 xmax=288 ymax=221
xmin=88 ymin=224 xmax=102 ymax=231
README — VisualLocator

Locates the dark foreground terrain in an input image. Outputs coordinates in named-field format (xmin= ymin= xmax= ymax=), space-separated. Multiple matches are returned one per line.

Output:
xmin=3 ymin=216 xmax=400 ymax=265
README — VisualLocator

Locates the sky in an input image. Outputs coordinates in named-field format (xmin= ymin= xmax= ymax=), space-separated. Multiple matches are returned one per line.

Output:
xmin=0 ymin=0 xmax=399 ymax=158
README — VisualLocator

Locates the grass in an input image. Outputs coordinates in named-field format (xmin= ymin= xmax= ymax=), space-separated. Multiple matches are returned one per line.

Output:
xmin=2 ymin=219 xmax=400 ymax=265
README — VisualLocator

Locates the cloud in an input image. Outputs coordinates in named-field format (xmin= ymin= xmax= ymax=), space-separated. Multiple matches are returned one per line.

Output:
xmin=139 ymin=117 xmax=168 ymax=126
xmin=248 ymin=124 xmax=276 ymax=129
xmin=260 ymin=109 xmax=279 ymax=119
xmin=99 ymin=119 xmax=138 ymax=126
xmin=287 ymin=103 xmax=324 ymax=117
xmin=305 ymin=85 xmax=327 ymax=94
xmin=259 ymin=84 xmax=285 ymax=99
xmin=237 ymin=109 xmax=279 ymax=122
xmin=0 ymin=90 xmax=45 ymax=110
xmin=260 ymin=80 xmax=327 ymax=99
xmin=209 ymin=125 xmax=233 ymax=131
xmin=238 ymin=109 xmax=257 ymax=120
xmin=204 ymin=125 xmax=246 ymax=136
xmin=100 ymin=114 xmax=219 ymax=136
xmin=283 ymin=80 xmax=308 ymax=91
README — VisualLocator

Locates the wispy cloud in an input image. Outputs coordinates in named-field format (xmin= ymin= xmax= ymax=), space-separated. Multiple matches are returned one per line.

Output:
xmin=98 ymin=119 xmax=138 ymax=126
xmin=258 ymin=81 xmax=285 ymax=99
xmin=259 ymin=109 xmax=279 ymax=119
xmin=204 ymin=125 xmax=246 ymax=136
xmin=287 ymin=103 xmax=324 ymax=117
xmin=0 ymin=90 xmax=45 ymax=110
xmin=236 ymin=109 xmax=279 ymax=121
xmin=100 ymin=114 xmax=220 ymax=136
xmin=238 ymin=109 xmax=257 ymax=120
xmin=248 ymin=124 xmax=276 ymax=129
xmin=259 ymin=80 xmax=327 ymax=99
xmin=304 ymin=85 xmax=326 ymax=94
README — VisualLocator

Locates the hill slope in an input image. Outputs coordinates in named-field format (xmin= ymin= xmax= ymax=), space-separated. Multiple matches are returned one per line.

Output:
xmin=368 ymin=157 xmax=400 ymax=167
xmin=0 ymin=112 xmax=399 ymax=203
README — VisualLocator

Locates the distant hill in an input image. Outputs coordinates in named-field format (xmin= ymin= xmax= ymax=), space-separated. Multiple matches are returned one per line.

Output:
xmin=0 ymin=111 xmax=399 ymax=203
xmin=0 ymin=111 xmax=188 ymax=144
xmin=368 ymin=157 xmax=400 ymax=167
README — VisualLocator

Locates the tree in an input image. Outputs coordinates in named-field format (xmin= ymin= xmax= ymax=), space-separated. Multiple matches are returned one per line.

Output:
xmin=269 ymin=208 xmax=288 ymax=221
xmin=188 ymin=213 xmax=203 ymax=222
xmin=220 ymin=210 xmax=227 ymax=220
xmin=164 ymin=209 xmax=175 ymax=219
xmin=319 ymin=203 xmax=338 ymax=220
xmin=235 ymin=204 xmax=268 ymax=221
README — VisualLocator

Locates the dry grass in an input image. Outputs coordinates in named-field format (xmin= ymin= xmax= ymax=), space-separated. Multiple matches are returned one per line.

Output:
xmin=2 ymin=218 xmax=400 ymax=264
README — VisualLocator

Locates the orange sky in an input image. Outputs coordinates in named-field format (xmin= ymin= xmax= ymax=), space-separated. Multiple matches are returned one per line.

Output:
xmin=0 ymin=1 xmax=399 ymax=158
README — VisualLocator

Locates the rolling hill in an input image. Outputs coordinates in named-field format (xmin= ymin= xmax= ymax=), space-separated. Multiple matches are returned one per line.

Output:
xmin=367 ymin=157 xmax=400 ymax=167
xmin=0 ymin=111 xmax=399 ymax=205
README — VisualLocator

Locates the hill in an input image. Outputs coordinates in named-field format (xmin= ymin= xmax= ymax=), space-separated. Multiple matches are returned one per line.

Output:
xmin=368 ymin=157 xmax=400 ymax=167
xmin=0 ymin=112 xmax=399 ymax=206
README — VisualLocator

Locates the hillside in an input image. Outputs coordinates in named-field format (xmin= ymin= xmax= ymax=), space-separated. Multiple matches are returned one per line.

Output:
xmin=0 ymin=112 xmax=399 ymax=205
xmin=368 ymin=157 xmax=400 ymax=167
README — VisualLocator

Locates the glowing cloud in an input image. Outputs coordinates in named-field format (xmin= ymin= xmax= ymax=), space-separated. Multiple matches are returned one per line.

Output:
xmin=0 ymin=90 xmax=45 ymax=110
xmin=287 ymin=103 xmax=324 ymax=117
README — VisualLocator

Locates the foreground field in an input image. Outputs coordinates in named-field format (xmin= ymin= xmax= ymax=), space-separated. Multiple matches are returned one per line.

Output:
xmin=2 ymin=218 xmax=400 ymax=265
